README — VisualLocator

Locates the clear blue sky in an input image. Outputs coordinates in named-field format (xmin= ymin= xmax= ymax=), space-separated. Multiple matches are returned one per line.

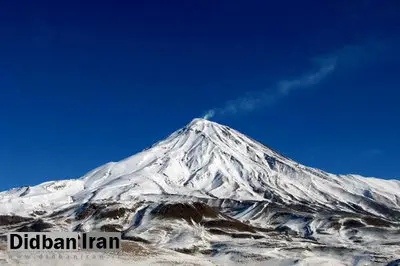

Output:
xmin=1 ymin=0 xmax=399 ymax=190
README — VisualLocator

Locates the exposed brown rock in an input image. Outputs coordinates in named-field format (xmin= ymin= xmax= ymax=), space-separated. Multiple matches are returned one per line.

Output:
xmin=208 ymin=228 xmax=264 ymax=239
xmin=15 ymin=219 xmax=53 ymax=232
xmin=75 ymin=203 xmax=104 ymax=220
xmin=0 ymin=215 xmax=33 ymax=226
xmin=363 ymin=216 xmax=393 ymax=227
xmin=151 ymin=202 xmax=219 ymax=223
xmin=201 ymin=219 xmax=256 ymax=233
xmin=343 ymin=219 xmax=366 ymax=229
xmin=97 ymin=207 xmax=129 ymax=219
xmin=100 ymin=224 xmax=123 ymax=232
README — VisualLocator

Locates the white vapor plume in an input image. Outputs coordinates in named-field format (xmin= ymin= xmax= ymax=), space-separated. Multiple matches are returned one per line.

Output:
xmin=202 ymin=57 xmax=336 ymax=119
xmin=203 ymin=110 xmax=215 ymax=120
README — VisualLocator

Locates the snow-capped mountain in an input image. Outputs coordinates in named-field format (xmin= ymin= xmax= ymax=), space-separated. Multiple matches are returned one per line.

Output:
xmin=1 ymin=118 xmax=399 ymax=265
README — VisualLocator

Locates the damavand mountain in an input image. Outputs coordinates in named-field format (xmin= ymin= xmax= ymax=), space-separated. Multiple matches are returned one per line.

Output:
xmin=1 ymin=118 xmax=400 ymax=265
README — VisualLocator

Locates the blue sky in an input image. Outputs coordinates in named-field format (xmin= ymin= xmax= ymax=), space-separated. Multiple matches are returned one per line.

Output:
xmin=1 ymin=0 xmax=399 ymax=190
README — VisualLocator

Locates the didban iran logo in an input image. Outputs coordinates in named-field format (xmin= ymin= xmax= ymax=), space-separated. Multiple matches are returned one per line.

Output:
xmin=7 ymin=232 xmax=121 ymax=251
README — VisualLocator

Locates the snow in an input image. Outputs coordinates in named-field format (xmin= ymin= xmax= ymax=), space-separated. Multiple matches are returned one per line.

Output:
xmin=1 ymin=118 xmax=399 ymax=265
xmin=3 ymin=118 xmax=399 ymax=214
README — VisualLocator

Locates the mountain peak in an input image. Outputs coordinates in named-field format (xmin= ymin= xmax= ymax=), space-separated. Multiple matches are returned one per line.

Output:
xmin=184 ymin=118 xmax=217 ymax=132
xmin=187 ymin=117 xmax=211 ymax=126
